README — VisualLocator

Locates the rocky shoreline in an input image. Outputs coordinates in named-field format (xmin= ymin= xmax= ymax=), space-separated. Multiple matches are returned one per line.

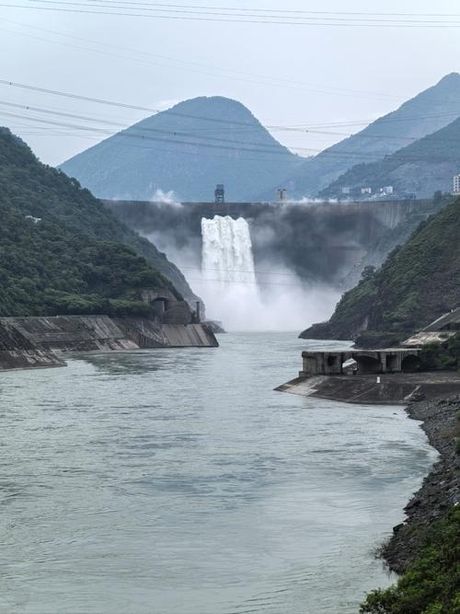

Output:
xmin=382 ymin=394 xmax=459 ymax=574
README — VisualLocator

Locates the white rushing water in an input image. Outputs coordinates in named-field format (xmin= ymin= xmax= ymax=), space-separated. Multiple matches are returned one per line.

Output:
xmin=201 ymin=215 xmax=257 ymax=288
xmin=199 ymin=214 xmax=339 ymax=331
xmin=200 ymin=215 xmax=261 ymax=328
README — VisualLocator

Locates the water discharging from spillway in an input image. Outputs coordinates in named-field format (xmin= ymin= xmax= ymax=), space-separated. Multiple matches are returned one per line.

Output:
xmin=201 ymin=215 xmax=257 ymax=287
xmin=201 ymin=215 xmax=259 ymax=327
xmin=199 ymin=214 xmax=340 ymax=331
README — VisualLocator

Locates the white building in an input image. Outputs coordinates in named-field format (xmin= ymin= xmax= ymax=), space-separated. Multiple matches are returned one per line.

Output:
xmin=453 ymin=174 xmax=460 ymax=195
xmin=381 ymin=185 xmax=394 ymax=195
xmin=360 ymin=187 xmax=372 ymax=195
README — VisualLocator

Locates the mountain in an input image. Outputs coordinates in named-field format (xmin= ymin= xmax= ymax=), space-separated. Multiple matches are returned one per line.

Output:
xmin=0 ymin=127 xmax=197 ymax=315
xmin=320 ymin=116 xmax=460 ymax=199
xmin=59 ymin=96 xmax=302 ymax=202
xmin=300 ymin=197 xmax=460 ymax=344
xmin=263 ymin=73 xmax=460 ymax=199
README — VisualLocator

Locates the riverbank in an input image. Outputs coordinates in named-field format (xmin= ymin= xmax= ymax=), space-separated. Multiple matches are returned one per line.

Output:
xmin=382 ymin=394 xmax=459 ymax=573
xmin=360 ymin=394 xmax=459 ymax=612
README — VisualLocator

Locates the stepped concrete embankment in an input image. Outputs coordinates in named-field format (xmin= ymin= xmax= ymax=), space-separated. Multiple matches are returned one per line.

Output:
xmin=277 ymin=371 xmax=460 ymax=404
xmin=0 ymin=316 xmax=218 ymax=371
xmin=0 ymin=318 xmax=64 ymax=370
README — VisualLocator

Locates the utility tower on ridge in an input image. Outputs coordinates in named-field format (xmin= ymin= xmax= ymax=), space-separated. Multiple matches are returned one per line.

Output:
xmin=214 ymin=184 xmax=225 ymax=203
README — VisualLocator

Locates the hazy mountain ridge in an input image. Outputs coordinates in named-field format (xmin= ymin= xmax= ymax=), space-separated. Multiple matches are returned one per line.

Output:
xmin=60 ymin=75 xmax=460 ymax=202
xmin=319 ymin=116 xmax=460 ymax=199
xmin=60 ymin=96 xmax=302 ymax=202
xmin=263 ymin=73 xmax=460 ymax=199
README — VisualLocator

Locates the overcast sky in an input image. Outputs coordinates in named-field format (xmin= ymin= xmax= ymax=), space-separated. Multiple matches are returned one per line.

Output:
xmin=1 ymin=0 xmax=459 ymax=165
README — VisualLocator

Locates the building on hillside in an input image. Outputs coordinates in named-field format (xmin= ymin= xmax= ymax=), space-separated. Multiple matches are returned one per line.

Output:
xmin=360 ymin=187 xmax=372 ymax=195
xmin=341 ymin=186 xmax=351 ymax=195
xmin=453 ymin=174 xmax=460 ymax=195
xmin=277 ymin=188 xmax=287 ymax=201
xmin=380 ymin=185 xmax=394 ymax=196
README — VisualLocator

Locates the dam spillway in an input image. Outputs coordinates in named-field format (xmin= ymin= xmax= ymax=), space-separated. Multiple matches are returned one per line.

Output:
xmin=200 ymin=215 xmax=260 ymax=327
xmin=201 ymin=215 xmax=257 ymax=288
xmin=103 ymin=198 xmax=443 ymax=292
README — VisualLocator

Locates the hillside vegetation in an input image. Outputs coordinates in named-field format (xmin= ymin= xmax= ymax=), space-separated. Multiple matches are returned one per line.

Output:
xmin=300 ymin=197 xmax=460 ymax=342
xmin=0 ymin=128 xmax=191 ymax=316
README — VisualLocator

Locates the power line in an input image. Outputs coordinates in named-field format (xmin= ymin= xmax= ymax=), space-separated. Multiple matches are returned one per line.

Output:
xmin=187 ymin=277 xmax=316 ymax=288
xmin=0 ymin=18 xmax=400 ymax=102
xmin=18 ymin=0 xmax=460 ymax=24
xmin=2 ymin=78 xmax=460 ymax=139
xmin=171 ymin=265 xmax=309 ymax=278
xmin=5 ymin=100 xmax=445 ymax=154
xmin=0 ymin=110 xmax=306 ymax=159
xmin=0 ymin=78 xmax=305 ymax=134
xmin=2 ymin=107 xmax=460 ymax=165
xmin=2 ymin=1 xmax=460 ymax=26
xmin=0 ymin=108 xmax=302 ymax=156
xmin=63 ymin=2 xmax=460 ymax=19
xmin=2 ymin=80 xmax=460 ymax=165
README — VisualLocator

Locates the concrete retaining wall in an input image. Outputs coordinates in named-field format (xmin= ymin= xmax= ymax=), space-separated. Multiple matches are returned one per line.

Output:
xmin=0 ymin=316 xmax=218 ymax=371
xmin=0 ymin=319 xmax=64 ymax=370
xmin=7 ymin=315 xmax=138 ymax=352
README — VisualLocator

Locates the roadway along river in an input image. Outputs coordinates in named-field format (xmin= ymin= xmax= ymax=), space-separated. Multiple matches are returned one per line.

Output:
xmin=0 ymin=333 xmax=436 ymax=613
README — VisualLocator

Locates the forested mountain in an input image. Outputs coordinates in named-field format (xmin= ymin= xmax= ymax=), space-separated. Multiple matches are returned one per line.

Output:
xmin=261 ymin=72 xmax=460 ymax=199
xmin=0 ymin=128 xmax=196 ymax=316
xmin=320 ymin=116 xmax=460 ymax=199
xmin=60 ymin=96 xmax=302 ymax=202
xmin=300 ymin=197 xmax=460 ymax=344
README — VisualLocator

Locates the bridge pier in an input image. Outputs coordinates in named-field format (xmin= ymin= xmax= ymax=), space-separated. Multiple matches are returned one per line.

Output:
xmin=300 ymin=348 xmax=421 ymax=377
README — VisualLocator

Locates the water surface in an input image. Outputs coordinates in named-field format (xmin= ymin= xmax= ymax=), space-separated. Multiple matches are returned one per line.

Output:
xmin=0 ymin=333 xmax=435 ymax=613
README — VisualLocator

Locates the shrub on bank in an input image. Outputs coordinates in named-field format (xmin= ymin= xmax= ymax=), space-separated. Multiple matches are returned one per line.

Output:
xmin=360 ymin=507 xmax=460 ymax=614
xmin=419 ymin=333 xmax=460 ymax=371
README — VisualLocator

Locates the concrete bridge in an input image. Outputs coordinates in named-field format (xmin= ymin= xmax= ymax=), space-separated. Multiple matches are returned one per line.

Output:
xmin=301 ymin=348 xmax=421 ymax=377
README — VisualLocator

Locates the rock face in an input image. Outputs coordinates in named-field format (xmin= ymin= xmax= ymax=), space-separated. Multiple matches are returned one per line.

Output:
xmin=383 ymin=395 xmax=460 ymax=573
xmin=59 ymin=96 xmax=302 ymax=202
xmin=259 ymin=73 xmax=460 ymax=199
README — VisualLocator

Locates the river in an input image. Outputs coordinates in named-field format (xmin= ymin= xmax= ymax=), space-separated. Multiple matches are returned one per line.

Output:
xmin=0 ymin=333 xmax=436 ymax=613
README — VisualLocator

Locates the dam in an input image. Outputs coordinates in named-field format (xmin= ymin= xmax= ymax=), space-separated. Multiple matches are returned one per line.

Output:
xmin=103 ymin=198 xmax=443 ymax=291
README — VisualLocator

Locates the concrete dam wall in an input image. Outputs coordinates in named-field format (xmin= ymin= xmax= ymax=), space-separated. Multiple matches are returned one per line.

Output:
xmin=104 ymin=199 xmax=443 ymax=290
